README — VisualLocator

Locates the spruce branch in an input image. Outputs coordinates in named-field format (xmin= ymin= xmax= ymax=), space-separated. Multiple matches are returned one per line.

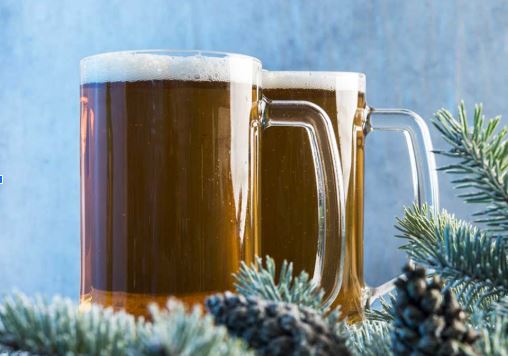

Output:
xmin=476 ymin=308 xmax=508 ymax=356
xmin=343 ymin=320 xmax=392 ymax=356
xmin=396 ymin=204 xmax=508 ymax=312
xmin=140 ymin=299 xmax=251 ymax=356
xmin=364 ymin=294 xmax=395 ymax=323
xmin=471 ymin=296 xmax=508 ymax=331
xmin=234 ymin=256 xmax=327 ymax=314
xmin=0 ymin=345 xmax=32 ymax=355
xmin=0 ymin=293 xmax=144 ymax=355
xmin=433 ymin=102 xmax=508 ymax=233
xmin=0 ymin=294 xmax=250 ymax=356
xmin=493 ymin=297 xmax=508 ymax=319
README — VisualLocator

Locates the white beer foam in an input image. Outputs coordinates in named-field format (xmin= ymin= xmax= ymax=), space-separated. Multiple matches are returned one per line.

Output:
xmin=80 ymin=52 xmax=260 ymax=84
xmin=262 ymin=71 xmax=365 ymax=92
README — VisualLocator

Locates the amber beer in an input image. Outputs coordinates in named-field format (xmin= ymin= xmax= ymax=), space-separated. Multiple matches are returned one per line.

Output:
xmin=261 ymin=72 xmax=367 ymax=318
xmin=80 ymin=53 xmax=260 ymax=315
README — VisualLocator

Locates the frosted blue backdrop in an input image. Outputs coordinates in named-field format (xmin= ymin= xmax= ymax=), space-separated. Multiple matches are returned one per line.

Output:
xmin=1 ymin=0 xmax=507 ymax=298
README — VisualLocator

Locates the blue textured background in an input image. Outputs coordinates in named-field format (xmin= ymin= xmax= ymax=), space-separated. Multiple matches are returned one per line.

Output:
xmin=0 ymin=0 xmax=507 ymax=299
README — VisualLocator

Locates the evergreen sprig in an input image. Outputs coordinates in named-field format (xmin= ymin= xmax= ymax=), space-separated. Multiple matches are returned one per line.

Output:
xmin=0 ymin=345 xmax=32 ymax=355
xmin=476 ymin=306 xmax=508 ymax=356
xmin=364 ymin=294 xmax=396 ymax=323
xmin=0 ymin=294 xmax=249 ymax=356
xmin=0 ymin=293 xmax=144 ymax=355
xmin=433 ymin=102 xmax=508 ymax=233
xmin=140 ymin=299 xmax=251 ymax=356
xmin=343 ymin=320 xmax=392 ymax=356
xmin=494 ymin=297 xmax=508 ymax=319
xmin=396 ymin=204 xmax=508 ymax=311
xmin=479 ymin=323 xmax=508 ymax=356
xmin=234 ymin=256 xmax=327 ymax=314
xmin=471 ymin=297 xmax=508 ymax=331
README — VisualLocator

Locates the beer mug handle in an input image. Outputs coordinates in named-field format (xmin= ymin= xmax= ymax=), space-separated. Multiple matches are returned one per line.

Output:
xmin=364 ymin=108 xmax=440 ymax=304
xmin=261 ymin=99 xmax=346 ymax=308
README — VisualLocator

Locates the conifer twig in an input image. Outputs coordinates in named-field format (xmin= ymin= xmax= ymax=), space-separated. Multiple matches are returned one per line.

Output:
xmin=364 ymin=294 xmax=395 ymax=323
xmin=234 ymin=256 xmax=327 ymax=314
xmin=476 ymin=307 xmax=508 ymax=356
xmin=140 ymin=299 xmax=251 ymax=355
xmin=396 ymin=204 xmax=508 ymax=312
xmin=0 ymin=293 xmax=249 ymax=355
xmin=433 ymin=102 xmax=508 ymax=233
xmin=343 ymin=320 xmax=392 ymax=356
xmin=0 ymin=293 xmax=144 ymax=355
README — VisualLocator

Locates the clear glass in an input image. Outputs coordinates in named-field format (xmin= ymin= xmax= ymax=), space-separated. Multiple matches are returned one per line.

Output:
xmin=80 ymin=50 xmax=345 ymax=315
xmin=263 ymin=100 xmax=346 ymax=307
xmin=260 ymin=70 xmax=439 ymax=320
xmin=364 ymin=107 xmax=439 ymax=304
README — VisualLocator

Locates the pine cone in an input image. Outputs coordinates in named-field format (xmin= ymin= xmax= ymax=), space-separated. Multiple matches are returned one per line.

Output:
xmin=206 ymin=292 xmax=350 ymax=356
xmin=391 ymin=264 xmax=480 ymax=356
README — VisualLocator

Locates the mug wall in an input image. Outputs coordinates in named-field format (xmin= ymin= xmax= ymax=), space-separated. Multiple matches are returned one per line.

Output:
xmin=0 ymin=0 xmax=507 ymax=297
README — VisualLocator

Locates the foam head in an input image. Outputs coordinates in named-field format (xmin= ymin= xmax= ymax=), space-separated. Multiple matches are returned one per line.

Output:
xmin=80 ymin=51 xmax=261 ymax=85
xmin=262 ymin=71 xmax=365 ymax=92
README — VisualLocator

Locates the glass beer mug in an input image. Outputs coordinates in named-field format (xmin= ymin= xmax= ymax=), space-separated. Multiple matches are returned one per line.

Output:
xmin=261 ymin=71 xmax=439 ymax=320
xmin=79 ymin=51 xmax=347 ymax=316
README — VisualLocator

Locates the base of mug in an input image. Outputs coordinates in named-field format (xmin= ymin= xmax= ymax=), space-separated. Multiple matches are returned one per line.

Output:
xmin=79 ymin=288 xmax=216 ymax=317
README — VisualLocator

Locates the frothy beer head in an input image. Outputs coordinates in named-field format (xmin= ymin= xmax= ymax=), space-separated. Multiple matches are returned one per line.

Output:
xmin=262 ymin=71 xmax=365 ymax=92
xmin=80 ymin=51 xmax=261 ymax=85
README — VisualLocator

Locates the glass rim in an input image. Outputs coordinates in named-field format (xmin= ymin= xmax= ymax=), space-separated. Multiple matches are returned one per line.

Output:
xmin=262 ymin=70 xmax=366 ymax=79
xmin=80 ymin=49 xmax=261 ymax=65
xmin=262 ymin=70 xmax=366 ymax=91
